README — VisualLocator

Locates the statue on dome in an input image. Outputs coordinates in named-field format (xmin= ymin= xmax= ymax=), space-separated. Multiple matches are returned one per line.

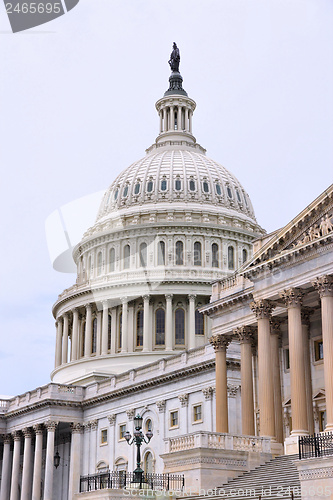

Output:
xmin=169 ymin=42 xmax=180 ymax=72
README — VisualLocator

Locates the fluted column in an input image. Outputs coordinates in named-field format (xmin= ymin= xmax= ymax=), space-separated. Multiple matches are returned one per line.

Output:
xmin=159 ymin=111 xmax=163 ymax=133
xmin=68 ymin=424 xmax=84 ymax=499
xmin=162 ymin=108 xmax=166 ymax=132
xmin=121 ymin=298 xmax=128 ymax=353
xmin=111 ymin=308 xmax=117 ymax=354
xmin=101 ymin=301 xmax=109 ymax=355
xmin=84 ymin=304 xmax=92 ymax=357
xmin=270 ymin=319 xmax=284 ymax=443
xmin=10 ymin=431 xmax=21 ymax=500
xmin=301 ymin=308 xmax=315 ymax=435
xmin=178 ymin=106 xmax=182 ymax=130
xmin=250 ymin=300 xmax=276 ymax=438
xmin=62 ymin=313 xmax=69 ymax=364
xmin=210 ymin=334 xmax=231 ymax=433
xmin=280 ymin=289 xmax=308 ymax=435
xmin=185 ymin=108 xmax=189 ymax=132
xmin=170 ymin=106 xmax=174 ymax=130
xmin=32 ymin=424 xmax=43 ymax=500
xmin=188 ymin=294 xmax=196 ymax=350
xmin=143 ymin=295 xmax=150 ymax=352
xmin=55 ymin=319 xmax=62 ymax=368
xmin=165 ymin=294 xmax=173 ymax=351
xmin=71 ymin=308 xmax=79 ymax=361
xmin=0 ymin=435 xmax=12 ymax=500
xmin=21 ymin=428 xmax=33 ymax=500
xmin=235 ymin=327 xmax=255 ymax=436
xmin=43 ymin=421 xmax=57 ymax=500
xmin=189 ymin=111 xmax=193 ymax=133
xmin=313 ymin=275 xmax=333 ymax=431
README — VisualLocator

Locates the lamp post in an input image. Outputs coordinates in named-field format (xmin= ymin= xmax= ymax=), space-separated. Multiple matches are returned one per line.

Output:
xmin=124 ymin=414 xmax=153 ymax=486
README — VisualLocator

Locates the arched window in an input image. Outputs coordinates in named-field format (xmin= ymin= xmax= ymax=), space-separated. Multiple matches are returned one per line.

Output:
xmin=145 ymin=418 xmax=152 ymax=432
xmin=134 ymin=182 xmax=140 ymax=195
xmin=203 ymin=181 xmax=209 ymax=193
xmin=147 ymin=181 xmax=153 ymax=193
xmin=212 ymin=243 xmax=219 ymax=268
xmin=194 ymin=242 xmax=202 ymax=266
xmin=81 ymin=322 xmax=86 ymax=357
xmin=227 ymin=187 xmax=233 ymax=199
xmin=161 ymin=179 xmax=167 ymax=191
xmin=144 ymin=452 xmax=154 ymax=474
xmin=158 ymin=241 xmax=165 ymax=266
xmin=92 ymin=318 xmax=97 ymax=354
xmin=228 ymin=246 xmax=235 ymax=270
xmin=236 ymin=189 xmax=242 ymax=203
xmin=195 ymin=309 xmax=204 ymax=335
xmin=140 ymin=242 xmax=147 ymax=267
xmin=136 ymin=310 xmax=143 ymax=347
xmin=124 ymin=245 xmax=130 ymax=269
xmin=97 ymin=252 xmax=102 ymax=275
xmin=109 ymin=248 xmax=115 ymax=272
xmin=175 ymin=308 xmax=185 ymax=345
xmin=155 ymin=308 xmax=165 ymax=345
xmin=108 ymin=314 xmax=112 ymax=351
xmin=175 ymin=241 xmax=183 ymax=265
xmin=242 ymin=248 xmax=248 ymax=264
xmin=123 ymin=185 xmax=128 ymax=197
xmin=215 ymin=183 xmax=222 ymax=195
xmin=114 ymin=189 xmax=119 ymax=200
xmin=119 ymin=312 xmax=122 ymax=349
xmin=189 ymin=180 xmax=196 ymax=191
xmin=175 ymin=179 xmax=181 ymax=191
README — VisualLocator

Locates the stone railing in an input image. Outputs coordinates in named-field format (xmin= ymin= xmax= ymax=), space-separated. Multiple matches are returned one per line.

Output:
xmin=165 ymin=431 xmax=271 ymax=454
xmin=211 ymin=275 xmax=253 ymax=301
xmin=0 ymin=400 xmax=10 ymax=413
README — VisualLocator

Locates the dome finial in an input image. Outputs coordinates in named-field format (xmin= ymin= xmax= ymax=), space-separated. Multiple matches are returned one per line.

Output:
xmin=164 ymin=42 xmax=187 ymax=96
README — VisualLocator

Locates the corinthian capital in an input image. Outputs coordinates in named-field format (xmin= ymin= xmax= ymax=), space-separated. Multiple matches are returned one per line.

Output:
xmin=70 ymin=423 xmax=84 ymax=434
xmin=250 ymin=299 xmax=275 ymax=319
xmin=312 ymin=275 xmax=333 ymax=298
xmin=44 ymin=421 xmax=58 ymax=432
xmin=209 ymin=334 xmax=231 ymax=352
xmin=233 ymin=326 xmax=255 ymax=344
xmin=280 ymin=288 xmax=304 ymax=308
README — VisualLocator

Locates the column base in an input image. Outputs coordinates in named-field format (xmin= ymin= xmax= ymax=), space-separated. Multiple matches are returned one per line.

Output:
xmin=324 ymin=424 xmax=333 ymax=433
xmin=270 ymin=442 xmax=284 ymax=456
xmin=284 ymin=432 xmax=308 ymax=455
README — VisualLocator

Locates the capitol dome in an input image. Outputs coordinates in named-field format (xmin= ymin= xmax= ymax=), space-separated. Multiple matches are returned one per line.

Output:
xmin=51 ymin=62 xmax=264 ymax=386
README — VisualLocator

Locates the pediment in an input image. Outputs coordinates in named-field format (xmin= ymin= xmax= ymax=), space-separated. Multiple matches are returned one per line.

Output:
xmin=313 ymin=389 xmax=325 ymax=401
xmin=242 ymin=184 xmax=333 ymax=270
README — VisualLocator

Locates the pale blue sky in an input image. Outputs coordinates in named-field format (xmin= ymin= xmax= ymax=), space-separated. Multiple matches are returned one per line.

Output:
xmin=0 ymin=0 xmax=332 ymax=395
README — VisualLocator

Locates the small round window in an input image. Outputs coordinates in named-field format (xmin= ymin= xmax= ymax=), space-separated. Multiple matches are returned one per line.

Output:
xmin=215 ymin=183 xmax=222 ymax=195
xmin=123 ymin=186 xmax=128 ymax=197
xmin=147 ymin=181 xmax=153 ymax=193
xmin=134 ymin=183 xmax=140 ymax=195
xmin=161 ymin=180 xmax=167 ymax=191
xmin=236 ymin=189 xmax=241 ymax=202
xmin=175 ymin=179 xmax=181 ymax=191
xmin=227 ymin=187 xmax=233 ymax=199
xmin=189 ymin=180 xmax=196 ymax=191
xmin=203 ymin=182 xmax=209 ymax=193
xmin=114 ymin=189 xmax=119 ymax=200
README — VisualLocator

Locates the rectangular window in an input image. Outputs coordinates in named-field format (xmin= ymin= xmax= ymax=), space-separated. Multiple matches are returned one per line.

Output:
xmin=284 ymin=348 xmax=290 ymax=370
xmin=314 ymin=339 xmax=324 ymax=361
xmin=170 ymin=410 xmax=179 ymax=428
xmin=319 ymin=411 xmax=327 ymax=432
xmin=193 ymin=404 xmax=202 ymax=423
xmin=119 ymin=424 xmax=126 ymax=440
xmin=101 ymin=429 xmax=108 ymax=445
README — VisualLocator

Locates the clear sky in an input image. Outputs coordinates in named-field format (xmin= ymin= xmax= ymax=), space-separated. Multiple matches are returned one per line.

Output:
xmin=0 ymin=0 xmax=332 ymax=396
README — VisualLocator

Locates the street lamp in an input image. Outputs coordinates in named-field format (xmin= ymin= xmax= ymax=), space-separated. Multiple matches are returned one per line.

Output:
xmin=124 ymin=414 xmax=153 ymax=486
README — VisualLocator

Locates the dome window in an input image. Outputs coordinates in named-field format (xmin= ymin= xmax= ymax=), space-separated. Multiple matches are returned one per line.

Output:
xmin=123 ymin=186 xmax=129 ymax=197
xmin=236 ymin=189 xmax=242 ymax=203
xmin=155 ymin=308 xmax=165 ymax=345
xmin=215 ymin=183 xmax=222 ymax=196
xmin=203 ymin=181 xmax=209 ymax=193
xmin=175 ymin=179 xmax=181 ymax=191
xmin=189 ymin=180 xmax=196 ymax=192
xmin=114 ymin=189 xmax=119 ymax=200
xmin=134 ymin=183 xmax=141 ymax=195
xmin=161 ymin=180 xmax=167 ymax=191
xmin=147 ymin=181 xmax=153 ymax=193
xmin=227 ymin=187 xmax=233 ymax=199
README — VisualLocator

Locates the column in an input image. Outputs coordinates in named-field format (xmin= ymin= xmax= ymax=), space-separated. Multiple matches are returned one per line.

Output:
xmin=270 ymin=319 xmax=284 ymax=443
xmin=10 ymin=431 xmax=21 ymax=500
xmin=32 ymin=424 xmax=43 ymax=500
xmin=189 ymin=110 xmax=193 ymax=133
xmin=96 ymin=310 xmax=102 ymax=355
xmin=165 ymin=294 xmax=173 ymax=351
xmin=188 ymin=294 xmax=196 ymax=350
xmin=68 ymin=424 xmax=83 ymax=499
xmin=209 ymin=334 xmax=231 ymax=433
xmin=159 ymin=111 xmax=163 ymax=133
xmin=55 ymin=319 xmax=62 ymax=368
xmin=143 ymin=295 xmax=150 ymax=352
xmin=250 ymin=300 xmax=276 ymax=438
xmin=71 ymin=308 xmax=79 ymax=361
xmin=121 ymin=298 xmax=128 ymax=353
xmin=62 ymin=313 xmax=69 ymax=364
xmin=280 ymin=289 xmax=308 ymax=435
xmin=162 ymin=108 xmax=166 ymax=132
xmin=178 ymin=106 xmax=182 ymax=130
xmin=111 ymin=308 xmax=117 ymax=354
xmin=43 ymin=421 xmax=57 ymax=500
xmin=84 ymin=304 xmax=92 ymax=357
xmin=0 ymin=435 xmax=11 ymax=500
xmin=101 ymin=301 xmax=109 ymax=355
xmin=170 ymin=106 xmax=174 ymax=130
xmin=235 ymin=327 xmax=255 ymax=436
xmin=21 ymin=428 xmax=33 ymax=500
xmin=301 ymin=308 xmax=315 ymax=435
xmin=184 ymin=108 xmax=189 ymax=132
xmin=313 ymin=275 xmax=333 ymax=431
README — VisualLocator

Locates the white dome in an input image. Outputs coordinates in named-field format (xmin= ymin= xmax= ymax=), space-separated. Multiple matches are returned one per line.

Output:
xmin=97 ymin=148 xmax=257 ymax=223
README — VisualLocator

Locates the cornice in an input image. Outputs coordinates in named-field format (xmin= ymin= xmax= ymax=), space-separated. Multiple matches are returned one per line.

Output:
xmin=200 ymin=291 xmax=253 ymax=316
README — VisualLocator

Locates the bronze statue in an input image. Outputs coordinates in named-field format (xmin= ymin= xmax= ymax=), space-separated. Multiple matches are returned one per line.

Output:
xmin=168 ymin=42 xmax=180 ymax=72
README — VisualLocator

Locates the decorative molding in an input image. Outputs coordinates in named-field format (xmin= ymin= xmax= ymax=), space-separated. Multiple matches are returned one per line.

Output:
xmin=202 ymin=386 xmax=215 ymax=400
xmin=227 ymin=384 xmax=239 ymax=397
xmin=166 ymin=457 xmax=246 ymax=467
xmin=108 ymin=414 xmax=116 ymax=426
xmin=89 ymin=419 xmax=98 ymax=430
xmin=156 ymin=400 xmax=166 ymax=413
xmin=299 ymin=467 xmax=333 ymax=480
xmin=126 ymin=408 xmax=136 ymax=420
xmin=250 ymin=299 xmax=275 ymax=319
xmin=178 ymin=394 xmax=189 ymax=407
